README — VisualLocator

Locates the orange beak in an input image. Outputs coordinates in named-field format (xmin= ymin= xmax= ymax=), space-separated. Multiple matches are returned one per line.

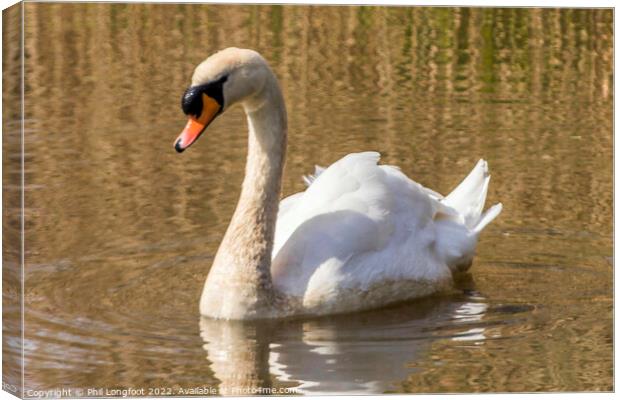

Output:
xmin=174 ymin=94 xmax=221 ymax=153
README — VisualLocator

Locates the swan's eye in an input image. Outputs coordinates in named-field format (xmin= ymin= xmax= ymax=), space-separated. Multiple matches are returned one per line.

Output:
xmin=205 ymin=75 xmax=227 ymax=108
xmin=181 ymin=75 xmax=228 ymax=118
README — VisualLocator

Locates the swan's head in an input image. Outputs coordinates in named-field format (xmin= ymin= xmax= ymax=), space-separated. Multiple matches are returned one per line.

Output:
xmin=174 ymin=47 xmax=271 ymax=152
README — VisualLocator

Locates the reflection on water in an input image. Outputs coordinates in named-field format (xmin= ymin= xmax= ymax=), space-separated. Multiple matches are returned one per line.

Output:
xmin=199 ymin=280 xmax=522 ymax=394
xmin=4 ymin=3 xmax=612 ymax=394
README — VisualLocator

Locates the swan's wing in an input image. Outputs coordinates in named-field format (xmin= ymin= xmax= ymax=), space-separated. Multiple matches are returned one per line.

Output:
xmin=272 ymin=152 xmax=448 ymax=302
xmin=275 ymin=152 xmax=449 ymax=252
xmin=278 ymin=192 xmax=304 ymax=217
xmin=274 ymin=152 xmax=392 ymax=253
xmin=302 ymin=165 xmax=326 ymax=186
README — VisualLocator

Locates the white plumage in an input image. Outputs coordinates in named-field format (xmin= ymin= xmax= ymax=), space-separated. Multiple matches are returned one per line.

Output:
xmin=271 ymin=152 xmax=502 ymax=315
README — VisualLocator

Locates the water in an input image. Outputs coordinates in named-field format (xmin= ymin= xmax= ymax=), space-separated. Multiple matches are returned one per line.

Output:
xmin=3 ymin=4 xmax=612 ymax=394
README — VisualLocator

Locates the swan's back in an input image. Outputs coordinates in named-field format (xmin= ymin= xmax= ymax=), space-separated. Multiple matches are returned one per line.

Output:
xmin=271 ymin=152 xmax=501 ymax=315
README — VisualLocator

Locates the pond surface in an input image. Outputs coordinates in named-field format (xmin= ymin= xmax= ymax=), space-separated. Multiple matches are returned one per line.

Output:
xmin=3 ymin=4 xmax=613 ymax=395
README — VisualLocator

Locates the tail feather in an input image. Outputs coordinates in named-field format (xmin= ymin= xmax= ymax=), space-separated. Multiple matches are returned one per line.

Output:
xmin=473 ymin=202 xmax=503 ymax=234
xmin=435 ymin=160 xmax=502 ymax=272
xmin=443 ymin=159 xmax=497 ymax=230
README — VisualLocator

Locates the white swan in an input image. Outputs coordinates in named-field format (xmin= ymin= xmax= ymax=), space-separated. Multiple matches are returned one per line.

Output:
xmin=174 ymin=48 xmax=502 ymax=320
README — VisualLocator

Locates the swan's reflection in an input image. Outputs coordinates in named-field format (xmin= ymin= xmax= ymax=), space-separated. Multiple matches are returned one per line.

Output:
xmin=451 ymin=302 xmax=489 ymax=343
xmin=200 ymin=283 xmax=490 ymax=394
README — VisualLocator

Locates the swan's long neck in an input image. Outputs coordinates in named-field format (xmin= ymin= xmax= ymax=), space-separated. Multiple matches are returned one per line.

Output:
xmin=231 ymin=81 xmax=287 ymax=278
xmin=201 ymin=73 xmax=287 ymax=319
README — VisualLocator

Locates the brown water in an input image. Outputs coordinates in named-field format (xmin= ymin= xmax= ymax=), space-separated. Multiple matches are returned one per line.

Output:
xmin=3 ymin=4 xmax=612 ymax=395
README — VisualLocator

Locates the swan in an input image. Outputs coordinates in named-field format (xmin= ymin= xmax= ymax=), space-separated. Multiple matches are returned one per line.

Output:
xmin=173 ymin=48 xmax=502 ymax=320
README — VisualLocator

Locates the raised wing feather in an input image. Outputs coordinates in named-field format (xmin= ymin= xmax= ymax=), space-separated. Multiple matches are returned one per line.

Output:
xmin=274 ymin=152 xmax=386 ymax=254
xmin=272 ymin=152 xmax=447 ymax=302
